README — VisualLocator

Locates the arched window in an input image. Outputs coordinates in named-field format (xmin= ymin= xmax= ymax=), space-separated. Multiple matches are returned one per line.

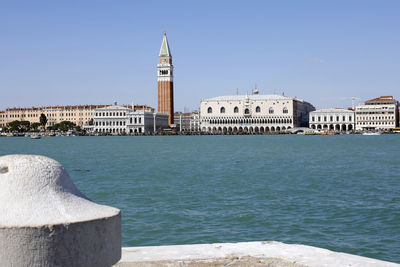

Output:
xmin=269 ymin=108 xmax=274 ymax=114
xmin=234 ymin=107 xmax=239 ymax=113
xmin=207 ymin=107 xmax=213 ymax=113
xmin=220 ymin=107 xmax=225 ymax=113
xmin=283 ymin=107 xmax=288 ymax=114
xmin=244 ymin=108 xmax=250 ymax=114
xmin=256 ymin=106 xmax=261 ymax=113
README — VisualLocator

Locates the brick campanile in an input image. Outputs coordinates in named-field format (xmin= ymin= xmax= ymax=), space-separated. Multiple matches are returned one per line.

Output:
xmin=157 ymin=31 xmax=174 ymax=126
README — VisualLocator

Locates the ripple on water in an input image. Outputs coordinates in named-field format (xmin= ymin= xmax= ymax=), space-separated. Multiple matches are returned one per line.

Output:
xmin=0 ymin=135 xmax=400 ymax=263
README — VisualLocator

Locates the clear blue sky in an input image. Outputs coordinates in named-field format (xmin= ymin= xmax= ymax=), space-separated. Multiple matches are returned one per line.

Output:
xmin=1 ymin=0 xmax=399 ymax=111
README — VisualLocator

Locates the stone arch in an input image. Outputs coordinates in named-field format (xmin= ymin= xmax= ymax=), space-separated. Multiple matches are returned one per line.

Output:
xmin=265 ymin=126 xmax=270 ymax=132
xmin=271 ymin=126 xmax=275 ymax=132
xmin=348 ymin=124 xmax=353 ymax=131
xmin=311 ymin=125 xmax=316 ymax=129
xmin=223 ymin=127 xmax=227 ymax=134
xmin=317 ymin=125 xmax=322 ymax=129
xmin=260 ymin=126 xmax=265 ymax=133
xmin=276 ymin=126 xmax=281 ymax=132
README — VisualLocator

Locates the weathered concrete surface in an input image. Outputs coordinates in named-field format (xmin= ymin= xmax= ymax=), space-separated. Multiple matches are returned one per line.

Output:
xmin=0 ymin=154 xmax=121 ymax=267
xmin=115 ymin=256 xmax=306 ymax=267
xmin=115 ymin=241 xmax=400 ymax=267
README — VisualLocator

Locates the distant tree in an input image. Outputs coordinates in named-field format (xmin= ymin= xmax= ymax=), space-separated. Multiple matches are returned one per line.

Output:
xmin=40 ymin=113 xmax=47 ymax=128
xmin=31 ymin=122 xmax=41 ymax=131
xmin=6 ymin=120 xmax=30 ymax=132
xmin=75 ymin=126 xmax=82 ymax=132
xmin=59 ymin=121 xmax=76 ymax=131
xmin=49 ymin=121 xmax=76 ymax=132
xmin=20 ymin=121 xmax=30 ymax=132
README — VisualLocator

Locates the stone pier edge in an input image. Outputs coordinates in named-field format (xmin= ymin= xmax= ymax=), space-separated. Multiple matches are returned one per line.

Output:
xmin=115 ymin=241 xmax=399 ymax=267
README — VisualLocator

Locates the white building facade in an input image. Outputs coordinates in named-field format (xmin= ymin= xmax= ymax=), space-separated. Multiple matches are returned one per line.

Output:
xmin=126 ymin=110 xmax=168 ymax=134
xmin=309 ymin=108 xmax=355 ymax=132
xmin=174 ymin=111 xmax=200 ymax=132
xmin=355 ymin=96 xmax=399 ymax=131
xmin=93 ymin=104 xmax=130 ymax=134
xmin=200 ymin=94 xmax=315 ymax=133
xmin=93 ymin=103 xmax=169 ymax=134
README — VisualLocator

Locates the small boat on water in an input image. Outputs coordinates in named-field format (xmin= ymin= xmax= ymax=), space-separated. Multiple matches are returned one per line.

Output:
xmin=362 ymin=132 xmax=381 ymax=136
xmin=30 ymin=135 xmax=41 ymax=139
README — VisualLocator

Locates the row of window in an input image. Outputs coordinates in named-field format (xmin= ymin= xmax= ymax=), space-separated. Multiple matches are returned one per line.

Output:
xmin=311 ymin=115 xmax=353 ymax=122
xmin=356 ymin=116 xmax=395 ymax=121
xmin=95 ymin=121 xmax=126 ymax=126
xmin=356 ymin=111 xmax=395 ymax=114
xmin=208 ymin=106 xmax=288 ymax=114
xmin=357 ymin=121 xmax=394 ymax=125
xmin=96 ymin=112 xmax=127 ymax=117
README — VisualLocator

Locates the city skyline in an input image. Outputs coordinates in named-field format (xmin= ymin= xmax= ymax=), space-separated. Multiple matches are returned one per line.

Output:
xmin=1 ymin=0 xmax=399 ymax=111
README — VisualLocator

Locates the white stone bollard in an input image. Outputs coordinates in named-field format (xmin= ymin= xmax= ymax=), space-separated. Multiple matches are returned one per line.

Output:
xmin=0 ymin=154 xmax=121 ymax=267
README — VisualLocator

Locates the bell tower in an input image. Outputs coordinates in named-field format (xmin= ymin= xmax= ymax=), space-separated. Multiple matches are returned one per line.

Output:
xmin=157 ymin=30 xmax=174 ymax=126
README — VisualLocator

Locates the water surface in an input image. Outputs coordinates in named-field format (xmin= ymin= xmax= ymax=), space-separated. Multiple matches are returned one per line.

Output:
xmin=1 ymin=135 xmax=399 ymax=263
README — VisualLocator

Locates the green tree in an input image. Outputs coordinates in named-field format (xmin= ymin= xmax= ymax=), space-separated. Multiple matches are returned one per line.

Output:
xmin=40 ymin=113 xmax=47 ymax=128
xmin=31 ymin=122 xmax=41 ymax=131
xmin=20 ymin=121 xmax=30 ymax=132
xmin=58 ymin=121 xmax=76 ymax=131
xmin=6 ymin=120 xmax=30 ymax=132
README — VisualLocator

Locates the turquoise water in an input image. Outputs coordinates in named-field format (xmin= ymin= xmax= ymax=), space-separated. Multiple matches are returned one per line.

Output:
xmin=1 ymin=135 xmax=400 ymax=263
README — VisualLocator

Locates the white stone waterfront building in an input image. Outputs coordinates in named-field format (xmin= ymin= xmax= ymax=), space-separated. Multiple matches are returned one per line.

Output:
xmin=174 ymin=110 xmax=200 ymax=132
xmin=126 ymin=108 xmax=169 ymax=134
xmin=94 ymin=104 xmax=130 ymax=134
xmin=93 ymin=103 xmax=169 ymax=134
xmin=355 ymin=96 xmax=399 ymax=131
xmin=309 ymin=108 xmax=355 ymax=132
xmin=200 ymin=93 xmax=315 ymax=133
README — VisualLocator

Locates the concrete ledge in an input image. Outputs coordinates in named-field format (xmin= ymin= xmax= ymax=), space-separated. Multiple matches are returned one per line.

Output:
xmin=115 ymin=241 xmax=399 ymax=267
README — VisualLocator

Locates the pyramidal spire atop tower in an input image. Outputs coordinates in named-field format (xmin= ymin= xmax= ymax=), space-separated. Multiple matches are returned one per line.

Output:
xmin=159 ymin=30 xmax=172 ymax=57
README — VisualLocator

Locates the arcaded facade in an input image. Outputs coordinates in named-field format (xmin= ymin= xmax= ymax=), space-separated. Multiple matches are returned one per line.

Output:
xmin=309 ymin=108 xmax=355 ymax=132
xmin=200 ymin=94 xmax=315 ymax=133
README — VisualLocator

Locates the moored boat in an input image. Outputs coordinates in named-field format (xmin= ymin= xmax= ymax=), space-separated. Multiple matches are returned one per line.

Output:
xmin=362 ymin=132 xmax=381 ymax=136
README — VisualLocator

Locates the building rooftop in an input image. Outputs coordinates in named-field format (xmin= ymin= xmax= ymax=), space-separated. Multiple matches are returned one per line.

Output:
xmin=311 ymin=108 xmax=354 ymax=113
xmin=203 ymin=94 xmax=301 ymax=102
xmin=96 ymin=105 xmax=132 ymax=111
xmin=365 ymin=96 xmax=397 ymax=104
